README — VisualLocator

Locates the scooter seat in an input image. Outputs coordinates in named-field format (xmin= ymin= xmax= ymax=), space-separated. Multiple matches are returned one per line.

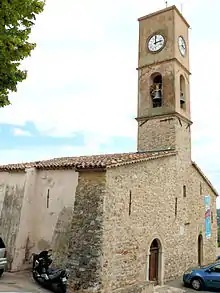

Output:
xmin=48 ymin=269 xmax=64 ymax=280
xmin=48 ymin=268 xmax=62 ymax=274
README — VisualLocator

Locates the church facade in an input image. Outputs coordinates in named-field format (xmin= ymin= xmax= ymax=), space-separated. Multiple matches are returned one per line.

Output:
xmin=0 ymin=5 xmax=218 ymax=293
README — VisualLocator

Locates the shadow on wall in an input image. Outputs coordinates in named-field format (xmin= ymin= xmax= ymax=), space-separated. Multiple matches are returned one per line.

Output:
xmin=37 ymin=239 xmax=51 ymax=251
xmin=19 ymin=207 xmax=74 ymax=268
xmin=51 ymin=207 xmax=73 ymax=267
xmin=0 ymin=184 xmax=25 ymax=270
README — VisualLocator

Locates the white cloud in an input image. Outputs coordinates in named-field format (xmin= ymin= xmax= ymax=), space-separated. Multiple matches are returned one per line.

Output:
xmin=0 ymin=144 xmax=108 ymax=165
xmin=13 ymin=128 xmax=32 ymax=136
xmin=0 ymin=0 xmax=219 ymax=200
xmin=0 ymin=0 xmax=203 ymax=139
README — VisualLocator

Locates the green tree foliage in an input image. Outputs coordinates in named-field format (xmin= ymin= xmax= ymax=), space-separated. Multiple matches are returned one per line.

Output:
xmin=0 ymin=0 xmax=45 ymax=107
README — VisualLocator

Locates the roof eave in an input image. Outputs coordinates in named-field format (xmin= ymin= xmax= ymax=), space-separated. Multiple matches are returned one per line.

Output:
xmin=107 ymin=151 xmax=177 ymax=169
xmin=192 ymin=162 xmax=219 ymax=197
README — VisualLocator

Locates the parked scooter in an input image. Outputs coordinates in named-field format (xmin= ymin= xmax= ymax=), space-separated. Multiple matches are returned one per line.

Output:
xmin=32 ymin=250 xmax=69 ymax=293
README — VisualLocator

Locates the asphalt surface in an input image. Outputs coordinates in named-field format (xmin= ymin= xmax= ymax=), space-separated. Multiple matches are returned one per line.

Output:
xmin=167 ymin=277 xmax=220 ymax=293
xmin=0 ymin=271 xmax=51 ymax=292
xmin=1 ymin=268 xmax=220 ymax=292
xmin=164 ymin=248 xmax=220 ymax=292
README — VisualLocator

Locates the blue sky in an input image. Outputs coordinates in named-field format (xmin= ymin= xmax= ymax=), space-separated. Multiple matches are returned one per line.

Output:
xmin=0 ymin=0 xmax=220 ymax=205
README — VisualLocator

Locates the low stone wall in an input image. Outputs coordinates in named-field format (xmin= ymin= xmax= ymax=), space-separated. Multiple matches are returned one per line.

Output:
xmin=68 ymin=281 xmax=154 ymax=293
xmin=112 ymin=282 xmax=154 ymax=293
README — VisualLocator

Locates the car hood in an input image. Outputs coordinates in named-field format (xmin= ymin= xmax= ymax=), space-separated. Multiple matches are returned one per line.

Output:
xmin=186 ymin=263 xmax=214 ymax=273
xmin=189 ymin=266 xmax=201 ymax=270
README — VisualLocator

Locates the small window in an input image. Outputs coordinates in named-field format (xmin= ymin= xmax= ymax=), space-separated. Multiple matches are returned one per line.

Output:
xmin=47 ymin=189 xmax=50 ymax=208
xmin=175 ymin=197 xmax=178 ymax=217
xmin=180 ymin=75 xmax=186 ymax=109
xmin=129 ymin=190 xmax=132 ymax=216
xmin=211 ymin=212 xmax=213 ymax=224
xmin=183 ymin=185 xmax=186 ymax=197
xmin=200 ymin=183 xmax=203 ymax=195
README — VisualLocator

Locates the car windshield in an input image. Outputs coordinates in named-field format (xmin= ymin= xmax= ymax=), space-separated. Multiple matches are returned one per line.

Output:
xmin=0 ymin=237 xmax=5 ymax=249
xmin=200 ymin=263 xmax=216 ymax=269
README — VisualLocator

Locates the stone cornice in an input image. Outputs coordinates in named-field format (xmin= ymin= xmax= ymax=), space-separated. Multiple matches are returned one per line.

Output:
xmin=136 ymin=112 xmax=193 ymax=125
xmin=136 ymin=58 xmax=191 ymax=76
xmin=138 ymin=5 xmax=190 ymax=28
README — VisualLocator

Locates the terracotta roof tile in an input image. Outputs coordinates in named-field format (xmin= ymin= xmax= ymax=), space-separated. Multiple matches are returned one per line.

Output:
xmin=0 ymin=150 xmax=176 ymax=172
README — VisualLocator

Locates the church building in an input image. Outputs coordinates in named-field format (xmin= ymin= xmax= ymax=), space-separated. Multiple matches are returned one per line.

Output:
xmin=0 ymin=5 xmax=218 ymax=293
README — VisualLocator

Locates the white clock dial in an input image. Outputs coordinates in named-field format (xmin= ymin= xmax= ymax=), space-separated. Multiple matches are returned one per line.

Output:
xmin=178 ymin=36 xmax=186 ymax=57
xmin=148 ymin=34 xmax=165 ymax=53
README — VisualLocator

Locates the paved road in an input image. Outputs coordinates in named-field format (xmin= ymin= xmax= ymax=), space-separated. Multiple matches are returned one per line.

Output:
xmin=0 ymin=271 xmax=50 ymax=292
xmin=164 ymin=248 xmax=220 ymax=293
xmin=1 ymin=268 xmax=220 ymax=293
xmin=166 ymin=277 xmax=220 ymax=293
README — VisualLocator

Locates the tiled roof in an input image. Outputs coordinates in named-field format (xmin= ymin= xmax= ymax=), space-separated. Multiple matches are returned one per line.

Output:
xmin=0 ymin=150 xmax=176 ymax=171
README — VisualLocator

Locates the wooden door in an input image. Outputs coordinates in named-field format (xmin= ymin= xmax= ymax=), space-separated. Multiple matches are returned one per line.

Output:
xmin=149 ymin=240 xmax=159 ymax=282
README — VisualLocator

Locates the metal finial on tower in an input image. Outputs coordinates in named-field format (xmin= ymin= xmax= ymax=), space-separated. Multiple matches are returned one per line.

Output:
xmin=181 ymin=3 xmax=183 ymax=13
xmin=165 ymin=1 xmax=168 ymax=8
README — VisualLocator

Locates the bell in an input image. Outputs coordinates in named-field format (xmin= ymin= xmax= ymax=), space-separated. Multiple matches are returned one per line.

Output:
xmin=180 ymin=92 xmax=185 ymax=104
xmin=152 ymin=89 xmax=162 ymax=100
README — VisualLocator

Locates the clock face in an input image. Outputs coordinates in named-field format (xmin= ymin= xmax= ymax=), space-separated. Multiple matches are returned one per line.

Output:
xmin=148 ymin=34 xmax=165 ymax=53
xmin=178 ymin=36 xmax=186 ymax=57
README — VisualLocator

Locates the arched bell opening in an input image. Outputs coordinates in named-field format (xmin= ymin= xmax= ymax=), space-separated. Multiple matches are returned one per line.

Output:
xmin=180 ymin=74 xmax=186 ymax=109
xmin=150 ymin=73 xmax=163 ymax=108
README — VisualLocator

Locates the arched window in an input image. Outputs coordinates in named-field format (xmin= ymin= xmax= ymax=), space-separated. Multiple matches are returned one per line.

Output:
xmin=180 ymin=75 xmax=186 ymax=109
xmin=150 ymin=73 xmax=162 ymax=108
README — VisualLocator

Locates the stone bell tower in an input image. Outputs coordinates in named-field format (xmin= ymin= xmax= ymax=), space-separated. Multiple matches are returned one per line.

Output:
xmin=136 ymin=5 xmax=192 ymax=159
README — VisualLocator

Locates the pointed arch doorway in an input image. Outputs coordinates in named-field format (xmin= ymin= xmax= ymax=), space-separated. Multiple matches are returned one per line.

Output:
xmin=198 ymin=234 xmax=203 ymax=266
xmin=149 ymin=238 xmax=161 ymax=283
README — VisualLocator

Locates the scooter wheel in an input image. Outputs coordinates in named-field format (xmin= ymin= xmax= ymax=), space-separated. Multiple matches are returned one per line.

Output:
xmin=32 ymin=274 xmax=38 ymax=282
xmin=58 ymin=283 xmax=67 ymax=293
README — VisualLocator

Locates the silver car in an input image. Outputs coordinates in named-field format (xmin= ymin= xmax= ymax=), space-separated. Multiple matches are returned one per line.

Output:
xmin=0 ymin=237 xmax=7 ymax=276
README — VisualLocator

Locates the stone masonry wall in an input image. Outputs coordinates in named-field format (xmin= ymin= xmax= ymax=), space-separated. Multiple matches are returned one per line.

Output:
xmin=137 ymin=115 xmax=191 ymax=161
xmin=33 ymin=169 xmax=78 ymax=268
xmin=137 ymin=6 xmax=190 ymax=122
xmin=185 ymin=165 xmax=217 ymax=266
xmin=11 ymin=167 xmax=37 ymax=271
xmin=0 ymin=171 xmax=26 ymax=270
xmin=66 ymin=171 xmax=106 ymax=293
xmin=137 ymin=116 xmax=176 ymax=152
xmin=175 ymin=117 xmax=217 ymax=269
xmin=102 ymin=155 xmax=177 ymax=292
xmin=137 ymin=62 xmax=175 ymax=119
xmin=102 ymin=155 xmax=217 ymax=291
xmin=0 ymin=168 xmax=78 ymax=271
xmin=113 ymin=282 xmax=154 ymax=293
